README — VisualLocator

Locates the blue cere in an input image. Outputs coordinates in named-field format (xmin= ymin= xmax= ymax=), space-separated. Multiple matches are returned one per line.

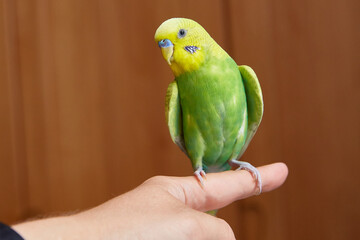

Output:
xmin=158 ymin=39 xmax=173 ymax=48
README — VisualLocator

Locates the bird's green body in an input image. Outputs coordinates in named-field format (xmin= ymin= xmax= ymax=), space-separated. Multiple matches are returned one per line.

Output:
xmin=175 ymin=56 xmax=247 ymax=172
xmin=156 ymin=18 xmax=263 ymax=190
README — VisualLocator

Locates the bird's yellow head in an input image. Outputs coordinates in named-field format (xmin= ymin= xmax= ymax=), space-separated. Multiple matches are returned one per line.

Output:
xmin=154 ymin=18 xmax=225 ymax=77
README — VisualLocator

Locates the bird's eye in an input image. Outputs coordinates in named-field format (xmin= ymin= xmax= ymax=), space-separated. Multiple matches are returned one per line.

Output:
xmin=178 ymin=29 xmax=187 ymax=38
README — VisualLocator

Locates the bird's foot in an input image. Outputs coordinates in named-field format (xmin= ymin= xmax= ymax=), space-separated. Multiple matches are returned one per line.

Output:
xmin=230 ymin=160 xmax=262 ymax=195
xmin=194 ymin=167 xmax=206 ymax=187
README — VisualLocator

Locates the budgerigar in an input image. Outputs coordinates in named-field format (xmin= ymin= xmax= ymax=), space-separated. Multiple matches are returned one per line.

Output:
xmin=155 ymin=18 xmax=264 ymax=193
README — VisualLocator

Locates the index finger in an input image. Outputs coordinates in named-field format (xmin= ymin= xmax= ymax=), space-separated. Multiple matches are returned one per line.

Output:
xmin=168 ymin=162 xmax=288 ymax=212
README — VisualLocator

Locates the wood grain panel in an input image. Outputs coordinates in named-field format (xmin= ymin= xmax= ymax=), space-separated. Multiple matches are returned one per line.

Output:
xmin=0 ymin=0 xmax=19 ymax=223
xmin=224 ymin=0 xmax=360 ymax=239
xmin=1 ymin=0 xmax=30 ymax=223
xmin=275 ymin=1 xmax=360 ymax=239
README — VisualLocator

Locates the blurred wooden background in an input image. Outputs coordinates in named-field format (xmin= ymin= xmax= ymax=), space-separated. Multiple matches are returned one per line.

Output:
xmin=1 ymin=0 xmax=359 ymax=239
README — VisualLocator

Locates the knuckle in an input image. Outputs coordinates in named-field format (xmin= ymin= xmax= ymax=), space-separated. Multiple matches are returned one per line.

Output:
xmin=142 ymin=176 xmax=183 ymax=199
xmin=183 ymin=215 xmax=204 ymax=239
xmin=143 ymin=175 xmax=168 ymax=185
xmin=217 ymin=219 xmax=235 ymax=240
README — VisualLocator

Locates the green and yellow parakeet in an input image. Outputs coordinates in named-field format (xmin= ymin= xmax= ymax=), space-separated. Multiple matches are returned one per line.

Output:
xmin=155 ymin=18 xmax=263 ymax=193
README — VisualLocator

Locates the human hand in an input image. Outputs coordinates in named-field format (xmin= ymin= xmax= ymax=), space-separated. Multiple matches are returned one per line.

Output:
xmin=13 ymin=162 xmax=288 ymax=240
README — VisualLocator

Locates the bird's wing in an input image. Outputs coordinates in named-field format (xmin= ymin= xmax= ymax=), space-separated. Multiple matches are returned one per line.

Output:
xmin=165 ymin=81 xmax=187 ymax=155
xmin=237 ymin=65 xmax=264 ymax=159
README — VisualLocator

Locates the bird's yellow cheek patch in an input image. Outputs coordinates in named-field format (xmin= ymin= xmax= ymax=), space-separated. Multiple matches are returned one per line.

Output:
xmin=170 ymin=49 xmax=205 ymax=77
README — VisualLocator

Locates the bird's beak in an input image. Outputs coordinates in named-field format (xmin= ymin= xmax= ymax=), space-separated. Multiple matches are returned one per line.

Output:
xmin=158 ymin=39 xmax=174 ymax=65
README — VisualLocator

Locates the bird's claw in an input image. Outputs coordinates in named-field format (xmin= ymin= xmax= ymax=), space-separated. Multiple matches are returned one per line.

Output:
xmin=194 ymin=167 xmax=206 ymax=187
xmin=231 ymin=160 xmax=262 ymax=195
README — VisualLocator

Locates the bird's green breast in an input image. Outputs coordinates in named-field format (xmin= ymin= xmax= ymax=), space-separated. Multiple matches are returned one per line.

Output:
xmin=176 ymin=57 xmax=247 ymax=171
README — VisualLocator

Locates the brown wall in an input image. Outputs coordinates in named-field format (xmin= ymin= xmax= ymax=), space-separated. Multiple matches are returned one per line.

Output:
xmin=1 ymin=0 xmax=359 ymax=239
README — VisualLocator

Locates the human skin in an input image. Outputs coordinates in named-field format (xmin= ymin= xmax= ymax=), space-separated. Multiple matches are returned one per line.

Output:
xmin=13 ymin=162 xmax=288 ymax=240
